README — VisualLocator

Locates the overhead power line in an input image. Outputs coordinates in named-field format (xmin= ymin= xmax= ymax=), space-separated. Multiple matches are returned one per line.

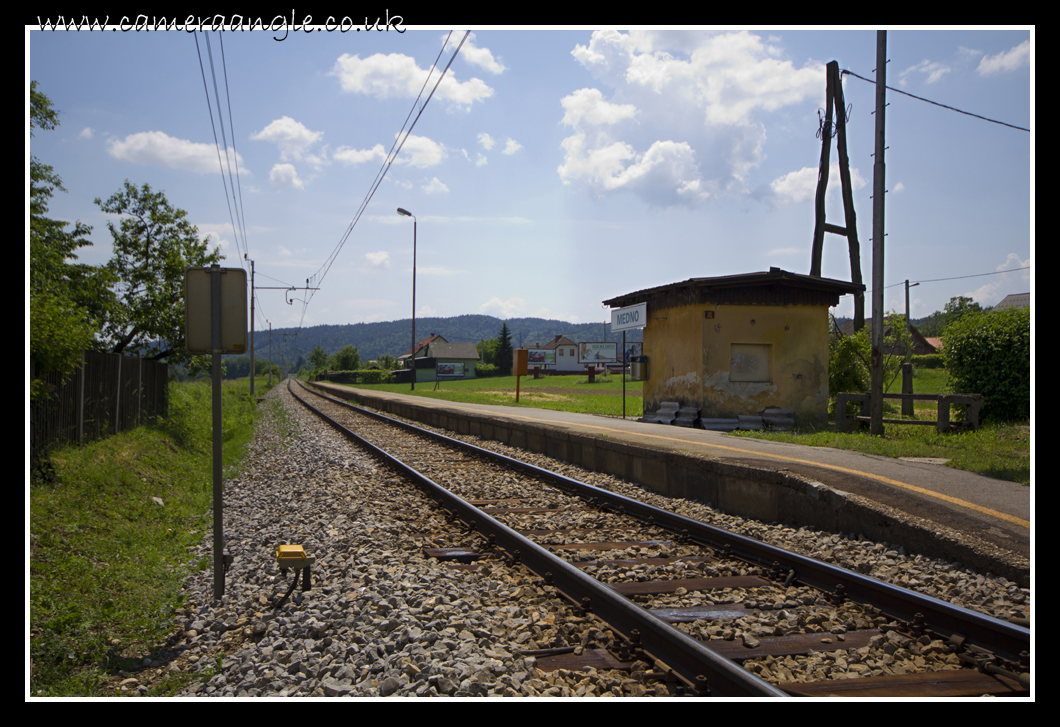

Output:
xmin=194 ymin=32 xmax=250 ymax=269
xmin=841 ymin=69 xmax=1030 ymax=133
xmin=864 ymin=265 xmax=1031 ymax=296
xmin=296 ymin=31 xmax=471 ymax=330
xmin=915 ymin=266 xmax=1030 ymax=285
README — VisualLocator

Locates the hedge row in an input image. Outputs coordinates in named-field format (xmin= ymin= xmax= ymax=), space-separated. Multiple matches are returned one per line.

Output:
xmin=943 ymin=308 xmax=1030 ymax=423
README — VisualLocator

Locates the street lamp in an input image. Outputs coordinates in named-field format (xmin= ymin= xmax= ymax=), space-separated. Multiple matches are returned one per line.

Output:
xmin=397 ymin=207 xmax=417 ymax=390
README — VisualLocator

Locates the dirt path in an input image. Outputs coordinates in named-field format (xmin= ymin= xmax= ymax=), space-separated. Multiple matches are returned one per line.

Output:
xmin=517 ymin=387 xmax=641 ymax=398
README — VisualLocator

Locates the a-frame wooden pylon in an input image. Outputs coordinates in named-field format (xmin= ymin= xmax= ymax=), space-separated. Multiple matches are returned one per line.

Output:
xmin=809 ymin=60 xmax=865 ymax=332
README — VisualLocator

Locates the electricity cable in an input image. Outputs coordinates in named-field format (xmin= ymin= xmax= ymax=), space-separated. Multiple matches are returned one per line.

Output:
xmin=194 ymin=32 xmax=247 ymax=271
xmin=841 ymin=69 xmax=1030 ymax=133
xmin=296 ymin=31 xmax=470 ymax=330
xmin=204 ymin=33 xmax=248 ymax=264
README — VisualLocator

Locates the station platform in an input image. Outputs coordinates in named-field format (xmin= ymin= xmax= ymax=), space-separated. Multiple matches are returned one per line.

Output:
xmin=307 ymin=382 xmax=1031 ymax=586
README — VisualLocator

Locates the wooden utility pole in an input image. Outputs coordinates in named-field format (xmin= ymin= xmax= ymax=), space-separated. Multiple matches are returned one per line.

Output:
xmin=870 ymin=31 xmax=888 ymax=436
xmin=810 ymin=60 xmax=865 ymax=331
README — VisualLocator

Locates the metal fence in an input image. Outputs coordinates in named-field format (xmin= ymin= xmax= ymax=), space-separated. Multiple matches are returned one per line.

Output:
xmin=30 ymin=351 xmax=169 ymax=456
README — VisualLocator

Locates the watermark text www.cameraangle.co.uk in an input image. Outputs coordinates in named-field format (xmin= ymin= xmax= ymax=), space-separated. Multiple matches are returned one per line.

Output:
xmin=36 ymin=11 xmax=405 ymax=41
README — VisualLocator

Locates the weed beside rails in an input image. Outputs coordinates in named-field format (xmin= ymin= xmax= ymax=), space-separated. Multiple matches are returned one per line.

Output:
xmin=29 ymin=378 xmax=268 ymax=696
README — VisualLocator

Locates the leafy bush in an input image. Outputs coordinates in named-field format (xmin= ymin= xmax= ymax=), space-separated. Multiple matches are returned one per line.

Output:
xmin=354 ymin=369 xmax=394 ymax=385
xmin=944 ymin=308 xmax=1030 ymax=422
xmin=475 ymin=363 xmax=499 ymax=378
xmin=913 ymin=353 xmax=945 ymax=369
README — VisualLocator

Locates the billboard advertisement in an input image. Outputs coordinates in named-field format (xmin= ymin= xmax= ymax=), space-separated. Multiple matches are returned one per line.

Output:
xmin=436 ymin=362 xmax=464 ymax=378
xmin=623 ymin=342 xmax=643 ymax=363
xmin=578 ymin=342 xmax=618 ymax=364
xmin=527 ymin=349 xmax=557 ymax=365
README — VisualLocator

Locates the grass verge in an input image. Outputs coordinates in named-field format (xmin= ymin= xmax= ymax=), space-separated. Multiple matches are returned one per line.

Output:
xmin=29 ymin=377 xmax=270 ymax=696
xmin=340 ymin=373 xmax=645 ymax=418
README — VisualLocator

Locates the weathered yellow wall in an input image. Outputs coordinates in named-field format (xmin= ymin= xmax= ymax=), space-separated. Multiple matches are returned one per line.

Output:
xmin=644 ymin=303 xmax=829 ymax=426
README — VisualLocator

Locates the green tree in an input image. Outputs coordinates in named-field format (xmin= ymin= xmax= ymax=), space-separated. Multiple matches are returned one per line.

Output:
xmin=29 ymin=81 xmax=114 ymax=400
xmin=476 ymin=338 xmax=499 ymax=366
xmin=496 ymin=323 xmax=514 ymax=375
xmin=828 ymin=313 xmax=912 ymax=410
xmin=94 ymin=181 xmax=222 ymax=365
xmin=308 ymin=345 xmax=328 ymax=371
xmin=943 ymin=296 xmax=985 ymax=328
xmin=376 ymin=353 xmax=398 ymax=370
xmin=329 ymin=344 xmax=361 ymax=371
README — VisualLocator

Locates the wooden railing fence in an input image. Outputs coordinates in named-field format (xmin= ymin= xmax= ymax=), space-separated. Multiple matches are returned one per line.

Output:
xmin=30 ymin=351 xmax=168 ymax=456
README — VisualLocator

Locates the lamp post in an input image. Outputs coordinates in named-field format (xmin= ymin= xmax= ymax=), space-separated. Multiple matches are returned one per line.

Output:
xmin=397 ymin=207 xmax=417 ymax=390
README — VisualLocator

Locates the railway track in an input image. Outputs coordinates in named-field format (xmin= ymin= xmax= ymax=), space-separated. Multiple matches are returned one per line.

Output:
xmin=290 ymin=380 xmax=1030 ymax=697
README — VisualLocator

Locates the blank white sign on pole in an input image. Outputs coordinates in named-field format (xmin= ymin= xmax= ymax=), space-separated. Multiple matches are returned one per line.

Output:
xmin=185 ymin=267 xmax=248 ymax=354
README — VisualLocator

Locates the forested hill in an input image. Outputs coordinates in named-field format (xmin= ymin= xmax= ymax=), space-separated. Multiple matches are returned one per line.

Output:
xmin=247 ymin=314 xmax=642 ymax=364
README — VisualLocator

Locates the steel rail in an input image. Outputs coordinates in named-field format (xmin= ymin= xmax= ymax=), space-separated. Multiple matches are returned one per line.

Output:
xmin=289 ymin=381 xmax=788 ymax=697
xmin=299 ymin=381 xmax=1030 ymax=666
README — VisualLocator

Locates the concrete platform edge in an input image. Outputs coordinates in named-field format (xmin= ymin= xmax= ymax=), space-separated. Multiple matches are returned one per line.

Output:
xmin=309 ymin=383 xmax=1027 ymax=586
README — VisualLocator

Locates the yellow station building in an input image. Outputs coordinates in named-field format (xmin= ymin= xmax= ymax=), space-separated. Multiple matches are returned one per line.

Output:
xmin=604 ymin=268 xmax=864 ymax=428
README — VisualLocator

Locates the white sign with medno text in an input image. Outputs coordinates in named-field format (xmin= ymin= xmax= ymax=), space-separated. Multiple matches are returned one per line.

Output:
xmin=610 ymin=302 xmax=647 ymax=332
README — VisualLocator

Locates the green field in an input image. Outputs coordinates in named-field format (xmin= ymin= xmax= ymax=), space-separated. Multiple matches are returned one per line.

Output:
xmin=336 ymin=373 xmax=645 ymax=418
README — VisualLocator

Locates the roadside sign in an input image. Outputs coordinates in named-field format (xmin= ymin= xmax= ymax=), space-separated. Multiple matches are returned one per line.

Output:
xmin=185 ymin=267 xmax=247 ymax=354
xmin=611 ymin=302 xmax=647 ymax=332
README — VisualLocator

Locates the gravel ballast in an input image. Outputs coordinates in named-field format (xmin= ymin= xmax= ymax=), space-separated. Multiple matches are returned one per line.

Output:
xmin=155 ymin=384 xmax=1028 ymax=697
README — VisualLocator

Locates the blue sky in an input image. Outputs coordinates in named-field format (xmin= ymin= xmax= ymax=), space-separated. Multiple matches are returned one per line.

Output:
xmin=28 ymin=26 xmax=1032 ymax=332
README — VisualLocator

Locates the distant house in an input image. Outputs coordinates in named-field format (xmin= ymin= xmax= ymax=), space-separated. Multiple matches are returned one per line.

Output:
xmin=397 ymin=333 xmax=447 ymax=368
xmin=398 ymin=333 xmax=480 ymax=382
xmin=838 ymin=318 xmax=937 ymax=355
xmin=523 ymin=335 xmax=582 ymax=374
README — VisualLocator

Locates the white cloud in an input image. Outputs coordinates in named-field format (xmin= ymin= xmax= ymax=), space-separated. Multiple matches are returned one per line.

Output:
xmin=503 ymin=138 xmax=522 ymax=155
xmin=268 ymin=163 xmax=305 ymax=189
xmin=334 ymin=144 xmax=386 ymax=165
xmin=477 ymin=132 xmax=495 ymax=150
xmin=561 ymin=30 xmax=824 ymax=205
xmin=107 ymin=131 xmax=243 ymax=174
xmin=330 ymin=52 xmax=494 ymax=106
xmin=251 ymin=117 xmax=324 ymax=162
xmin=79 ymin=127 xmax=93 ymax=139
xmin=475 ymin=153 xmax=487 ymax=167
xmin=560 ymin=88 xmax=637 ymax=127
xmin=573 ymin=30 xmax=820 ymax=126
xmin=479 ymin=296 xmax=527 ymax=318
xmin=397 ymin=134 xmax=445 ymax=167
xmin=968 ymin=253 xmax=1031 ymax=304
xmin=419 ymin=266 xmax=457 ymax=276
xmin=977 ymin=40 xmax=1030 ymax=76
xmin=558 ymin=135 xmax=713 ymax=206
xmin=769 ymin=163 xmax=867 ymax=206
xmin=892 ymin=181 xmax=905 ymax=194
xmin=334 ymin=134 xmax=444 ymax=168
xmin=421 ymin=177 xmax=450 ymax=195
xmin=460 ymin=32 xmax=507 ymax=75
xmin=365 ymin=251 xmax=390 ymax=268
xmin=900 ymin=59 xmax=952 ymax=86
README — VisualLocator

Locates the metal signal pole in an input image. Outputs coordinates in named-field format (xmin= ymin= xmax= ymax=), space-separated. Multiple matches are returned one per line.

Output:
xmin=870 ymin=30 xmax=888 ymax=436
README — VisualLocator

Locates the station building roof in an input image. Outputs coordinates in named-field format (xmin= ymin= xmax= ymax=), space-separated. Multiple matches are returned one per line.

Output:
xmin=603 ymin=268 xmax=865 ymax=311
